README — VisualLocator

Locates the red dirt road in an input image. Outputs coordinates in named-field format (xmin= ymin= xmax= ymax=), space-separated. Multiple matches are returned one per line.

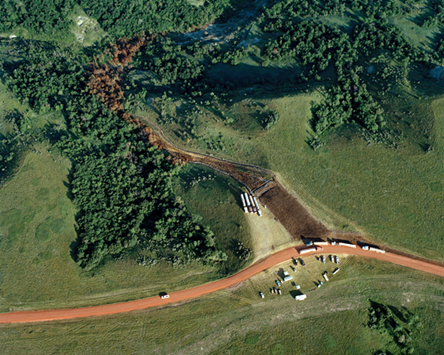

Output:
xmin=1 ymin=245 xmax=444 ymax=324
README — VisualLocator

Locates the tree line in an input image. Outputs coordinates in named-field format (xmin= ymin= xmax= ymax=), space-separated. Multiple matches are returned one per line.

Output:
xmin=3 ymin=41 xmax=227 ymax=270
xmin=0 ymin=0 xmax=232 ymax=40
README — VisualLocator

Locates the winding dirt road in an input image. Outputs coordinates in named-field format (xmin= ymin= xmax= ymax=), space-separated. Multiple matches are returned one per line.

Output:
xmin=1 ymin=245 xmax=443 ymax=324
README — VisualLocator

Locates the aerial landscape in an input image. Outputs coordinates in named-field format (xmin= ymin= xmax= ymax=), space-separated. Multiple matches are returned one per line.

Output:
xmin=1 ymin=0 xmax=444 ymax=353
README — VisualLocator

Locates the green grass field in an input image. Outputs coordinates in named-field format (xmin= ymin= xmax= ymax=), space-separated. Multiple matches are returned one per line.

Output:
xmin=1 ymin=256 xmax=443 ymax=354
xmin=139 ymin=84 xmax=444 ymax=261
xmin=0 ymin=141 xmax=264 ymax=311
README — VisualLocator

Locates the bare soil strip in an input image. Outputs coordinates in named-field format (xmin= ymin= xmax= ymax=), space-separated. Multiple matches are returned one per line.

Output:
xmin=1 ymin=245 xmax=443 ymax=324
xmin=259 ymin=183 xmax=330 ymax=240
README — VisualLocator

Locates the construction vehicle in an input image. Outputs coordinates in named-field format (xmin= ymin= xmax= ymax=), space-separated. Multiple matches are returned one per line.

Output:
xmin=369 ymin=247 xmax=386 ymax=254
xmin=240 ymin=194 xmax=248 ymax=213
xmin=283 ymin=271 xmax=293 ymax=282
xmin=338 ymin=242 xmax=356 ymax=248
xmin=299 ymin=246 xmax=323 ymax=255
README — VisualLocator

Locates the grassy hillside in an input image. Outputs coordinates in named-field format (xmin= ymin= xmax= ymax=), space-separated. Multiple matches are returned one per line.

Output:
xmin=0 ymin=141 xmax=263 ymax=311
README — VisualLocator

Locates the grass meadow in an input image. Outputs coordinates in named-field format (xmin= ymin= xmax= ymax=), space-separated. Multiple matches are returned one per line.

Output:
xmin=0 ymin=141 xmax=264 ymax=311
xmin=130 ymin=7 xmax=444 ymax=261
xmin=1 ymin=256 xmax=443 ymax=354
xmin=140 ymin=84 xmax=444 ymax=261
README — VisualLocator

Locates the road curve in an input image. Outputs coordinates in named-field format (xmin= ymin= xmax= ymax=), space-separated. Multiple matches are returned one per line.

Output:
xmin=1 ymin=245 xmax=444 ymax=324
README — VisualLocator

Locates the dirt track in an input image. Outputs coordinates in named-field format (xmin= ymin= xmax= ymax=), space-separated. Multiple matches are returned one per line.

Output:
xmin=1 ymin=245 xmax=443 ymax=324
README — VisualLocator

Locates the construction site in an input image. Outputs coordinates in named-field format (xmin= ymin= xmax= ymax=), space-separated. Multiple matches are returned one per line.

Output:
xmin=86 ymin=36 xmax=367 ymax=247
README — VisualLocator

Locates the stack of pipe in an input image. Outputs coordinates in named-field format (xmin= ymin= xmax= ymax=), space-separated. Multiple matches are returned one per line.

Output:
xmin=240 ymin=194 xmax=248 ymax=213
xmin=240 ymin=193 xmax=262 ymax=217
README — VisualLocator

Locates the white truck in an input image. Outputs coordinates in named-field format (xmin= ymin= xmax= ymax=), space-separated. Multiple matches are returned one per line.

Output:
xmin=338 ymin=242 xmax=356 ymax=248
xmin=295 ymin=294 xmax=307 ymax=301
xmin=299 ymin=246 xmax=323 ymax=255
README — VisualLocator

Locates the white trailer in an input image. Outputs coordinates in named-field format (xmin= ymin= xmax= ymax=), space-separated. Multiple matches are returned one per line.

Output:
xmin=253 ymin=196 xmax=262 ymax=217
xmin=332 ymin=268 xmax=340 ymax=275
xmin=323 ymin=273 xmax=329 ymax=282
xmin=248 ymin=195 xmax=258 ymax=213
xmin=240 ymin=194 xmax=248 ymax=213
xmin=338 ymin=242 xmax=356 ymax=248
xmin=369 ymin=247 xmax=386 ymax=254
xmin=295 ymin=294 xmax=307 ymax=301
xmin=299 ymin=246 xmax=323 ymax=254
xmin=299 ymin=247 xmax=316 ymax=254
xmin=315 ymin=241 xmax=329 ymax=246
xmin=244 ymin=193 xmax=253 ymax=213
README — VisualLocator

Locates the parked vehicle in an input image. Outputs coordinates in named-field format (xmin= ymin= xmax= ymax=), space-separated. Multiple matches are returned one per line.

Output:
xmin=338 ymin=242 xmax=356 ymax=248
xmin=277 ymin=289 xmax=282 ymax=295
xmin=300 ymin=259 xmax=306 ymax=266
xmin=335 ymin=256 xmax=339 ymax=264
xmin=362 ymin=245 xmax=369 ymax=250
xmin=305 ymin=241 xmax=314 ymax=246
xmin=259 ymin=292 xmax=264 ymax=298
xmin=290 ymin=266 xmax=296 ymax=272
xmin=299 ymin=246 xmax=323 ymax=255
xmin=283 ymin=275 xmax=293 ymax=282
xmin=320 ymin=255 xmax=326 ymax=263
xmin=160 ymin=294 xmax=170 ymax=299
xmin=323 ymin=272 xmax=329 ymax=282
xmin=275 ymin=280 xmax=281 ymax=287
xmin=329 ymin=255 xmax=335 ymax=262
xmin=369 ymin=247 xmax=386 ymax=254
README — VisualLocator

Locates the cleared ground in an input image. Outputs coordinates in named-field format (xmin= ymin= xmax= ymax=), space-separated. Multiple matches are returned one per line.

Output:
xmin=259 ymin=182 xmax=329 ymax=240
